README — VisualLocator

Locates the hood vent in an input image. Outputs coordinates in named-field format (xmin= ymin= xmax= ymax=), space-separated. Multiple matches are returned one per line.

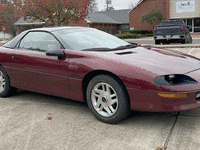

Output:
xmin=115 ymin=51 xmax=134 ymax=55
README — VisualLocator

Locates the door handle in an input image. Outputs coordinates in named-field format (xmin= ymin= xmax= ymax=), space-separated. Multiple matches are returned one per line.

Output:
xmin=12 ymin=56 xmax=19 ymax=60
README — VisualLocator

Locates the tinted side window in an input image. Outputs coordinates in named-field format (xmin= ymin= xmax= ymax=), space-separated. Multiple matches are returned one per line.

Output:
xmin=19 ymin=32 xmax=62 ymax=52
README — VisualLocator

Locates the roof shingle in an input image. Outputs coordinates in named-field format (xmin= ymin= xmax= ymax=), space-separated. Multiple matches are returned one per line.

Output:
xmin=86 ymin=9 xmax=130 ymax=24
xmin=15 ymin=17 xmax=45 ymax=25
xmin=15 ymin=9 xmax=130 ymax=25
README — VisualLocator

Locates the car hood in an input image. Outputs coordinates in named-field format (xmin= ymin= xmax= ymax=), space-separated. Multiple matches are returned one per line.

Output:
xmin=89 ymin=47 xmax=200 ymax=75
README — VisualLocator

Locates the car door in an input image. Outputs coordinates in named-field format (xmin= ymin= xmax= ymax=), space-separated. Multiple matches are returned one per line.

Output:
xmin=11 ymin=31 xmax=70 ymax=97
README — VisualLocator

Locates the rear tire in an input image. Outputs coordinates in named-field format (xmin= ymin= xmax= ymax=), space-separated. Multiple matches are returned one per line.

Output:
xmin=181 ymin=38 xmax=186 ymax=44
xmin=189 ymin=36 xmax=192 ymax=43
xmin=155 ymin=40 xmax=160 ymax=45
xmin=86 ymin=74 xmax=130 ymax=124
xmin=0 ymin=66 xmax=17 ymax=97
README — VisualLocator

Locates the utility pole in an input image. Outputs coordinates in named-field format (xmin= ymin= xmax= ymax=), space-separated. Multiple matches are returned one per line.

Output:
xmin=106 ymin=0 xmax=111 ymax=11
xmin=107 ymin=1 xmax=108 ymax=11
xmin=106 ymin=0 xmax=108 ymax=11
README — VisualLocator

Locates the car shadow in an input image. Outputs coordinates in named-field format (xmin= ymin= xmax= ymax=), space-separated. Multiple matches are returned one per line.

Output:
xmin=10 ymin=90 xmax=182 ymax=124
xmin=12 ymin=89 xmax=87 ymax=107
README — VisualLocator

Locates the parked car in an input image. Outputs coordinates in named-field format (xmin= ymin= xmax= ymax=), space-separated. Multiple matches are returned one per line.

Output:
xmin=154 ymin=20 xmax=192 ymax=44
xmin=1 ymin=27 xmax=200 ymax=124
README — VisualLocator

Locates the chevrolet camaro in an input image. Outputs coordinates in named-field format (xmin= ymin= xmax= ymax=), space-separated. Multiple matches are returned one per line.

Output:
xmin=1 ymin=27 xmax=200 ymax=124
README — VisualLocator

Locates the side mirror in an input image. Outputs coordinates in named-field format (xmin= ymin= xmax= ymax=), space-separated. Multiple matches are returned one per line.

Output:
xmin=46 ymin=49 xmax=65 ymax=57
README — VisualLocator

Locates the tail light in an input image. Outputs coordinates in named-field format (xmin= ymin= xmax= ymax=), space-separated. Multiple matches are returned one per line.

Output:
xmin=181 ymin=25 xmax=184 ymax=32
xmin=154 ymin=27 xmax=156 ymax=34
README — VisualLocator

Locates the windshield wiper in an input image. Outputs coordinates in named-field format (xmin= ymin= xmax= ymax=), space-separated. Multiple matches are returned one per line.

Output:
xmin=112 ymin=44 xmax=138 ymax=50
xmin=82 ymin=48 xmax=111 ymax=51
xmin=82 ymin=44 xmax=138 ymax=51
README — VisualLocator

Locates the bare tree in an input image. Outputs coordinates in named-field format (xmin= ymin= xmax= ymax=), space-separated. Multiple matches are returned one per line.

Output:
xmin=88 ymin=0 xmax=98 ymax=12
xmin=0 ymin=0 xmax=22 ymax=36
xmin=104 ymin=6 xmax=114 ymax=11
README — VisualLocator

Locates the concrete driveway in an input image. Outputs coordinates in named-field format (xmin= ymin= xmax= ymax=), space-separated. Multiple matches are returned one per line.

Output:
xmin=0 ymin=91 xmax=176 ymax=150
xmin=1 ymin=45 xmax=200 ymax=150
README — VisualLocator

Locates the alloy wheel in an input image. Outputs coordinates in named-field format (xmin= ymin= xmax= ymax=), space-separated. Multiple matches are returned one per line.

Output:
xmin=0 ymin=71 xmax=5 ymax=93
xmin=91 ymin=82 xmax=118 ymax=117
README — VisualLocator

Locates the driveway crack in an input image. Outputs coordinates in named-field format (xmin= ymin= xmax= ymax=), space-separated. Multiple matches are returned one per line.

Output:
xmin=164 ymin=112 xmax=180 ymax=149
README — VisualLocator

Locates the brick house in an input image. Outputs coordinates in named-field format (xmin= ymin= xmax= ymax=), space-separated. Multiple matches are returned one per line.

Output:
xmin=15 ymin=9 xmax=130 ymax=35
xmin=129 ymin=0 xmax=170 ymax=30
xmin=15 ymin=17 xmax=45 ymax=35
xmin=86 ymin=9 xmax=130 ymax=34
xmin=129 ymin=0 xmax=200 ymax=33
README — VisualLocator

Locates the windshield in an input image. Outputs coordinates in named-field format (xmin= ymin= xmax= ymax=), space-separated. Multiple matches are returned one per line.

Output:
xmin=53 ymin=28 xmax=129 ymax=51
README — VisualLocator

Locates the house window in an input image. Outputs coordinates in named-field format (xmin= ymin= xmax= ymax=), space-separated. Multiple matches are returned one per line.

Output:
xmin=184 ymin=18 xmax=200 ymax=33
xmin=187 ymin=19 xmax=192 ymax=32
xmin=194 ymin=18 xmax=200 ymax=32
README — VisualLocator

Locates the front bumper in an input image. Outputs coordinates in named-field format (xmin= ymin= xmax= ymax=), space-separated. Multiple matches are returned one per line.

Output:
xmin=127 ymin=69 xmax=200 ymax=112
xmin=127 ymin=87 xmax=200 ymax=112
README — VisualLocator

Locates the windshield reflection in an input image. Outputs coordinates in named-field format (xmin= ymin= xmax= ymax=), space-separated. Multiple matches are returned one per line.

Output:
xmin=54 ymin=28 xmax=129 ymax=51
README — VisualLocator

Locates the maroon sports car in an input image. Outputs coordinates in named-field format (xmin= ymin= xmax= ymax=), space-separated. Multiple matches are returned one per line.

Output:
xmin=1 ymin=27 xmax=200 ymax=124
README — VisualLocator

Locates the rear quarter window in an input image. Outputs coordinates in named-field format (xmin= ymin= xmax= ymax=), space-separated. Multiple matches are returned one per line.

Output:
xmin=2 ymin=31 xmax=28 ymax=49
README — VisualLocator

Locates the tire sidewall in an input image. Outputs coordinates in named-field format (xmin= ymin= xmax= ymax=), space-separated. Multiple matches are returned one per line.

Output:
xmin=0 ymin=66 xmax=11 ymax=97
xmin=155 ymin=40 xmax=160 ymax=45
xmin=190 ymin=36 xmax=192 ymax=43
xmin=86 ymin=75 xmax=130 ymax=124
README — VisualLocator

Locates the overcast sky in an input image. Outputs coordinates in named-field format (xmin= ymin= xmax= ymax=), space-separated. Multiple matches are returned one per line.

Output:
xmin=96 ymin=0 xmax=140 ymax=11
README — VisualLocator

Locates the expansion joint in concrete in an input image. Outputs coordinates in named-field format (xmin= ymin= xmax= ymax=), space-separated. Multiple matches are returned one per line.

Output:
xmin=164 ymin=112 xmax=180 ymax=150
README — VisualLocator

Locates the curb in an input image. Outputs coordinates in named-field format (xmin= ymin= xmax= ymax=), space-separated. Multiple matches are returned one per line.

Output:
xmin=0 ymin=40 xmax=8 ymax=44
xmin=141 ymin=44 xmax=200 ymax=49
xmin=126 ymin=37 xmax=200 ymax=41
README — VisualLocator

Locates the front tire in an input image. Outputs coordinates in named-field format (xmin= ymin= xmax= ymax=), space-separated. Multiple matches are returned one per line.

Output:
xmin=86 ymin=75 xmax=130 ymax=124
xmin=0 ymin=66 xmax=17 ymax=97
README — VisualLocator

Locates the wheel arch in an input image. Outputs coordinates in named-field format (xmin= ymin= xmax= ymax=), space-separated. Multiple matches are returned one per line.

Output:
xmin=0 ymin=64 xmax=11 ymax=80
xmin=82 ymin=70 xmax=130 ymax=102
xmin=0 ymin=64 xmax=17 ymax=97
xmin=0 ymin=64 xmax=11 ymax=83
